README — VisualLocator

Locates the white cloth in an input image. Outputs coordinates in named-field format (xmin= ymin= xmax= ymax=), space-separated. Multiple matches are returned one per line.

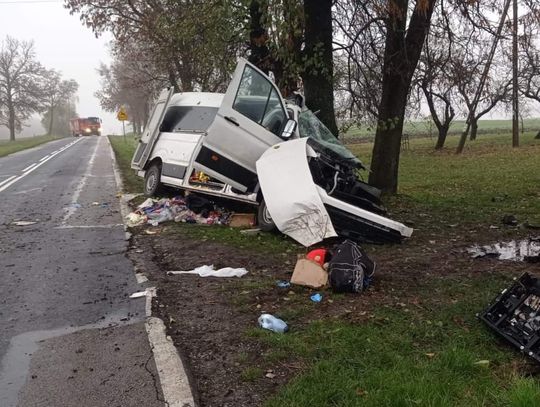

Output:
xmin=167 ymin=265 xmax=248 ymax=277
xmin=256 ymin=138 xmax=337 ymax=246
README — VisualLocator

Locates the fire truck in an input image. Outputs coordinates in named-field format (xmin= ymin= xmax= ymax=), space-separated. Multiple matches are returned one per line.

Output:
xmin=69 ymin=117 xmax=102 ymax=136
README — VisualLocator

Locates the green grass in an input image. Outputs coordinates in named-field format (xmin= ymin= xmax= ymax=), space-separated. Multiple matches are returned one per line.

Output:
xmin=259 ymin=275 xmax=540 ymax=407
xmin=349 ymin=132 xmax=540 ymax=225
xmin=108 ymin=134 xmax=144 ymax=193
xmin=346 ymin=118 xmax=540 ymax=139
xmin=0 ymin=134 xmax=63 ymax=157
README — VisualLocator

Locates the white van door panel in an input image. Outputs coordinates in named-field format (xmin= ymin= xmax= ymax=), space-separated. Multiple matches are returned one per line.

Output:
xmin=131 ymin=87 xmax=174 ymax=169
xmin=196 ymin=59 xmax=288 ymax=191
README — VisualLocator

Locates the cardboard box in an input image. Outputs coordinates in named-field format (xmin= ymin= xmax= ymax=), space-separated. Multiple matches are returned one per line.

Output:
xmin=229 ymin=213 xmax=255 ymax=228
xmin=290 ymin=258 xmax=328 ymax=288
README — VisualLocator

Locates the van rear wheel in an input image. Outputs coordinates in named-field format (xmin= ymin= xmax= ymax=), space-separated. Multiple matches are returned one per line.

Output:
xmin=257 ymin=199 xmax=277 ymax=232
xmin=144 ymin=164 xmax=163 ymax=197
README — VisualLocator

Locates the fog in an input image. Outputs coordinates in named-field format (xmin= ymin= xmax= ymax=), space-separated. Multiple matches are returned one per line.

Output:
xmin=0 ymin=0 xmax=123 ymax=139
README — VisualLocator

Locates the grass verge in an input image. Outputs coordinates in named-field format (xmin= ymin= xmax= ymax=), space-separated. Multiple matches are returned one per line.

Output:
xmin=0 ymin=135 xmax=62 ymax=157
xmin=108 ymin=134 xmax=144 ymax=193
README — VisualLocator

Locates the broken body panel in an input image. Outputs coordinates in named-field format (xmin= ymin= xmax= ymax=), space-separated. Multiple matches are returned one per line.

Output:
xmin=130 ymin=58 xmax=413 ymax=245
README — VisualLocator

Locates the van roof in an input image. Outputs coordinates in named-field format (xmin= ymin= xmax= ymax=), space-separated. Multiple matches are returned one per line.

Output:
xmin=169 ymin=92 xmax=224 ymax=108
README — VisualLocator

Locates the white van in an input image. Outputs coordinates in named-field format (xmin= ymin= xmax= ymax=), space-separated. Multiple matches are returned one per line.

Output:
xmin=131 ymin=59 xmax=412 ymax=245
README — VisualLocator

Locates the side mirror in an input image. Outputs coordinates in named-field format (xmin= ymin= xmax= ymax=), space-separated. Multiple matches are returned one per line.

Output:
xmin=281 ymin=119 xmax=297 ymax=139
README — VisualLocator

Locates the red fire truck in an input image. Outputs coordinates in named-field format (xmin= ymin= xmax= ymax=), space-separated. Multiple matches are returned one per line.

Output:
xmin=69 ymin=117 xmax=102 ymax=137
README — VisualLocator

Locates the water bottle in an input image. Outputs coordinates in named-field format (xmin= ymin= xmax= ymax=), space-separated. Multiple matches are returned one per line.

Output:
xmin=258 ymin=314 xmax=289 ymax=333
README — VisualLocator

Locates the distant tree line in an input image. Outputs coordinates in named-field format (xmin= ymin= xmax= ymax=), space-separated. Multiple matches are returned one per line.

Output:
xmin=65 ymin=0 xmax=540 ymax=193
xmin=0 ymin=36 xmax=78 ymax=141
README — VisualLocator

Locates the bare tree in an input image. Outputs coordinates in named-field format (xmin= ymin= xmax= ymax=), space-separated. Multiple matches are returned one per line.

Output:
xmin=42 ymin=70 xmax=78 ymax=136
xmin=0 ymin=36 xmax=46 ymax=141
xmin=369 ymin=0 xmax=436 ymax=194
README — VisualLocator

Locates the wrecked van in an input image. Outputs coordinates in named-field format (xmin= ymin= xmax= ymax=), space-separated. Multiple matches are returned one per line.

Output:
xmin=131 ymin=59 xmax=412 ymax=246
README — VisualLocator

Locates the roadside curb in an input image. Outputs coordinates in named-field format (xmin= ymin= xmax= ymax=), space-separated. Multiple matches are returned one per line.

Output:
xmin=106 ymin=136 xmax=197 ymax=407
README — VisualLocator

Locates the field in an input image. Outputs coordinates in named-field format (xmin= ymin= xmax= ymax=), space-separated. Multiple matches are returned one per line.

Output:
xmin=110 ymin=132 xmax=540 ymax=406
xmin=0 ymin=135 xmax=63 ymax=157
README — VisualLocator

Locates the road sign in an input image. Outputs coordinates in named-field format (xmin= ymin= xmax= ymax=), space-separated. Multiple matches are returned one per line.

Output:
xmin=117 ymin=107 xmax=128 ymax=121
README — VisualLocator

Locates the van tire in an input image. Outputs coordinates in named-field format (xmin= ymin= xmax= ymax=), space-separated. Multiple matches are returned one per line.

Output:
xmin=257 ymin=199 xmax=276 ymax=232
xmin=144 ymin=163 xmax=163 ymax=197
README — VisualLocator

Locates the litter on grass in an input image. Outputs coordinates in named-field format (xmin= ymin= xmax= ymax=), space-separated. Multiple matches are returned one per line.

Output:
xmin=167 ymin=264 xmax=248 ymax=278
xmin=310 ymin=293 xmax=323 ymax=302
xmin=479 ymin=273 xmax=540 ymax=363
xmin=125 ymin=195 xmax=232 ymax=227
xmin=468 ymin=238 xmax=540 ymax=262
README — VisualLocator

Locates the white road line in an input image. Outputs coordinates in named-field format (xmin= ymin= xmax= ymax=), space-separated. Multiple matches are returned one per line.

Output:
xmin=22 ymin=163 xmax=38 ymax=172
xmin=0 ymin=139 xmax=82 ymax=194
xmin=0 ymin=175 xmax=16 ymax=189
xmin=39 ymin=155 xmax=50 ymax=162
xmin=60 ymin=138 xmax=100 ymax=226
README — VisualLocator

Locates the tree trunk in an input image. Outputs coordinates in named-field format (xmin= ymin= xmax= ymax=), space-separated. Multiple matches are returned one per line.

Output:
xmin=435 ymin=125 xmax=449 ymax=150
xmin=469 ymin=119 xmax=478 ymax=141
xmin=248 ymin=0 xmax=272 ymax=75
xmin=369 ymin=0 xmax=435 ymax=193
xmin=48 ymin=107 xmax=54 ymax=136
xmin=303 ymin=0 xmax=339 ymax=137
xmin=8 ymin=106 xmax=16 ymax=141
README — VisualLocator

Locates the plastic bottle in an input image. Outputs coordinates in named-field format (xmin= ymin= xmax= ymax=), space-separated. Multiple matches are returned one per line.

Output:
xmin=258 ymin=314 xmax=289 ymax=333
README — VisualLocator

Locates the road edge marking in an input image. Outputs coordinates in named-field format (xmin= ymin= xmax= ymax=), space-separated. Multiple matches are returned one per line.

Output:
xmin=106 ymin=136 xmax=198 ymax=407
xmin=146 ymin=317 xmax=196 ymax=407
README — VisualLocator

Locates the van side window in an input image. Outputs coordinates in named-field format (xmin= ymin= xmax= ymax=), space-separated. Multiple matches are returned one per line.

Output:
xmin=160 ymin=106 xmax=218 ymax=132
xmin=232 ymin=65 xmax=286 ymax=136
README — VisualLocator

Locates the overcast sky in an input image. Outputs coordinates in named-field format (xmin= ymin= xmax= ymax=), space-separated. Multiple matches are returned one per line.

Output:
xmin=0 ymin=0 xmax=123 ymax=136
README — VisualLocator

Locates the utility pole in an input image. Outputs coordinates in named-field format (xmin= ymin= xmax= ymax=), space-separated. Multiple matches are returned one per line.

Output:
xmin=512 ymin=0 xmax=519 ymax=147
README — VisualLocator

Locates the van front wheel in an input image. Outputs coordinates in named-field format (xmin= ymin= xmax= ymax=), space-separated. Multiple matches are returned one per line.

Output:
xmin=144 ymin=164 xmax=163 ymax=197
xmin=257 ymin=199 xmax=277 ymax=232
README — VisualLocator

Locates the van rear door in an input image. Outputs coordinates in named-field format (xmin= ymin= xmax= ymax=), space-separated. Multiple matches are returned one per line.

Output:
xmin=131 ymin=87 xmax=174 ymax=170
xmin=195 ymin=59 xmax=288 ymax=192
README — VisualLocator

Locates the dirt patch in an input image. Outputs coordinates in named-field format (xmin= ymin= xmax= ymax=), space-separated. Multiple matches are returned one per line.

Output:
xmin=127 ymin=220 xmax=538 ymax=406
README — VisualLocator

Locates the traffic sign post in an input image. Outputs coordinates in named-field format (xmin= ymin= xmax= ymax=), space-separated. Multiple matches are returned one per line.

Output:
xmin=117 ymin=107 xmax=128 ymax=141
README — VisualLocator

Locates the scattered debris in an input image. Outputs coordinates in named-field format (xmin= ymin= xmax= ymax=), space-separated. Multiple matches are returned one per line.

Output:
xmin=328 ymin=240 xmax=375 ymax=293
xmin=467 ymin=238 xmax=540 ymax=262
xmin=126 ymin=195 xmax=232 ymax=227
xmin=306 ymin=248 xmax=328 ymax=267
xmin=67 ymin=202 xmax=81 ymax=208
xmin=479 ymin=273 xmax=540 ymax=363
xmin=11 ymin=221 xmax=37 ymax=226
xmin=291 ymin=258 xmax=328 ymax=288
xmin=228 ymin=213 xmax=255 ymax=228
xmin=276 ymin=280 xmax=290 ymax=288
xmin=501 ymin=214 xmax=518 ymax=226
xmin=167 ymin=265 xmax=248 ymax=278
xmin=258 ymin=314 xmax=288 ymax=333
xmin=310 ymin=293 xmax=323 ymax=303
xmin=129 ymin=290 xmax=149 ymax=299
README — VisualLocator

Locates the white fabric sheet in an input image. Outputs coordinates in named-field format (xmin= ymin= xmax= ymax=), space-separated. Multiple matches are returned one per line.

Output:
xmin=256 ymin=138 xmax=337 ymax=246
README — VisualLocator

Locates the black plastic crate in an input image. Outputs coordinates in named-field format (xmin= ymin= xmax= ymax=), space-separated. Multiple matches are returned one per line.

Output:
xmin=478 ymin=273 xmax=540 ymax=363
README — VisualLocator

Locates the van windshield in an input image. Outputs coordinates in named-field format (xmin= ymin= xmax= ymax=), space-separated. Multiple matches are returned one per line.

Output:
xmin=298 ymin=110 xmax=361 ymax=166
xmin=160 ymin=106 xmax=218 ymax=132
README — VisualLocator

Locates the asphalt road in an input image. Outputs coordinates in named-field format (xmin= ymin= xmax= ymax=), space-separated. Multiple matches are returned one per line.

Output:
xmin=0 ymin=136 xmax=165 ymax=406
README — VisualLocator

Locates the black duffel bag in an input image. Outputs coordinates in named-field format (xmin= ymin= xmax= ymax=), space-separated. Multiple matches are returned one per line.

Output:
xmin=328 ymin=240 xmax=376 ymax=293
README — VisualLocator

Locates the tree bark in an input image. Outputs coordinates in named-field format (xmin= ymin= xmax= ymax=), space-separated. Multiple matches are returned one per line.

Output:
xmin=469 ymin=119 xmax=478 ymax=141
xmin=369 ymin=0 xmax=436 ymax=193
xmin=48 ymin=107 xmax=54 ymax=136
xmin=435 ymin=125 xmax=449 ymax=150
xmin=303 ymin=0 xmax=339 ymax=137
xmin=8 ymin=105 xmax=16 ymax=141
